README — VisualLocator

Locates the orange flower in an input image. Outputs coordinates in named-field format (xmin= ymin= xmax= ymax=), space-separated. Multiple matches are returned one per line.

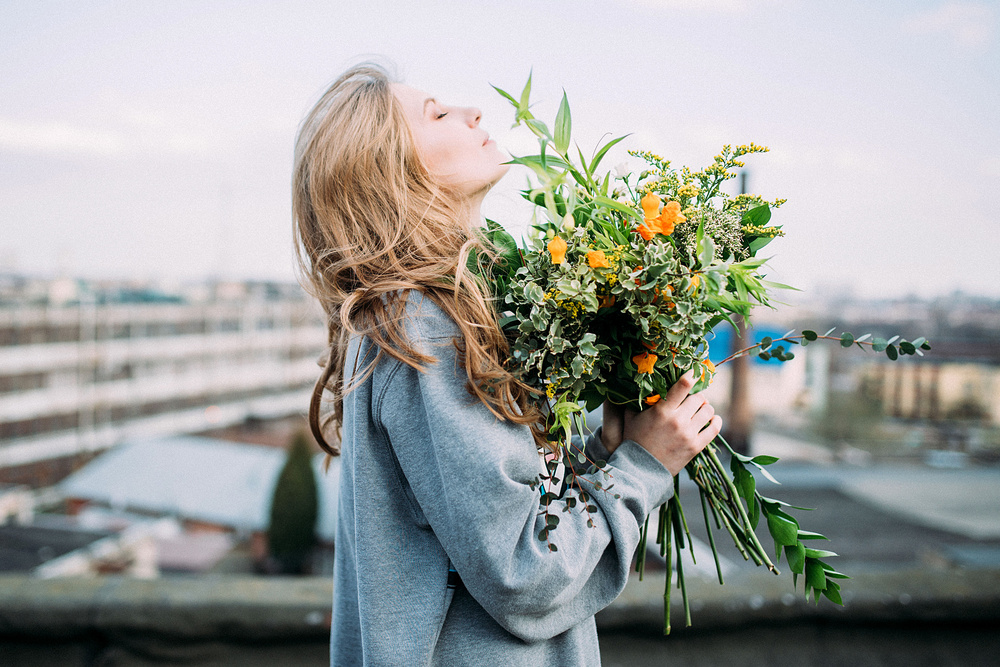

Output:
xmin=640 ymin=192 xmax=662 ymax=219
xmin=598 ymin=293 xmax=616 ymax=308
xmin=642 ymin=340 xmax=657 ymax=351
xmin=659 ymin=201 xmax=686 ymax=226
xmin=632 ymin=351 xmax=657 ymax=374
xmin=701 ymin=359 xmax=716 ymax=383
xmin=547 ymin=236 xmax=567 ymax=264
xmin=644 ymin=394 xmax=661 ymax=405
xmin=587 ymin=250 xmax=610 ymax=269
xmin=635 ymin=222 xmax=657 ymax=241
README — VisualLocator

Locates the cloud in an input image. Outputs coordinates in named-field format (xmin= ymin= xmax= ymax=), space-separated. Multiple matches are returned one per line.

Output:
xmin=902 ymin=1 xmax=994 ymax=49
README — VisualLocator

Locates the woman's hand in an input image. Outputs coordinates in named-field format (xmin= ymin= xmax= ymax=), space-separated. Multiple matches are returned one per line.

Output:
xmin=602 ymin=371 xmax=722 ymax=476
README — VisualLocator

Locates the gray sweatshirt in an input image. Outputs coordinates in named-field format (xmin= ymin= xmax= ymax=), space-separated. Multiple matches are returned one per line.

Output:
xmin=331 ymin=291 xmax=673 ymax=665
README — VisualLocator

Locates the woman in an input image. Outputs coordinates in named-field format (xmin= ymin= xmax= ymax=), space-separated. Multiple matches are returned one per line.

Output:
xmin=293 ymin=63 xmax=721 ymax=665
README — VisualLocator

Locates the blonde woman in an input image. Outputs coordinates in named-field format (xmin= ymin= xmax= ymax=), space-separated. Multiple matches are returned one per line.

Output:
xmin=293 ymin=63 xmax=721 ymax=665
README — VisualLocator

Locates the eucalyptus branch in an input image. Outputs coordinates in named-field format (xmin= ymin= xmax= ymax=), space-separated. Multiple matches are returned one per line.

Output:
xmin=716 ymin=330 xmax=932 ymax=366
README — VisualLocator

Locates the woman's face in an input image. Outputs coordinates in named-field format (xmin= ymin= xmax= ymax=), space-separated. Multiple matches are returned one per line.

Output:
xmin=392 ymin=83 xmax=509 ymax=199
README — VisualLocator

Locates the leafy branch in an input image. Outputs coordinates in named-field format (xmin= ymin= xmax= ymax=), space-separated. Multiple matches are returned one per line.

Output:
xmin=717 ymin=328 xmax=933 ymax=366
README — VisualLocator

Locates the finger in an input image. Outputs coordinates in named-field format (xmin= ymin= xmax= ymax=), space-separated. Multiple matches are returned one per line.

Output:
xmin=688 ymin=400 xmax=715 ymax=430
xmin=696 ymin=415 xmax=723 ymax=448
xmin=660 ymin=371 xmax=695 ymax=412
xmin=674 ymin=392 xmax=709 ymax=422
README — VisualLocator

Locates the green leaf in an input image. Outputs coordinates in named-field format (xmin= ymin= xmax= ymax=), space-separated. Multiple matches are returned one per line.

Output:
xmin=747 ymin=235 xmax=775 ymax=255
xmin=840 ymin=332 xmax=854 ymax=347
xmin=823 ymin=581 xmax=843 ymax=604
xmin=785 ymin=542 xmax=806 ymax=574
xmin=589 ymin=135 xmax=628 ymax=175
xmin=519 ymin=70 xmax=533 ymax=110
xmin=742 ymin=204 xmax=771 ymax=226
xmin=796 ymin=530 xmax=829 ymax=541
xmin=872 ymin=337 xmax=888 ymax=352
xmin=802 ymin=330 xmax=817 ymax=341
xmin=733 ymin=463 xmax=755 ymax=502
xmin=593 ymin=195 xmax=642 ymax=221
xmin=526 ymin=118 xmax=552 ymax=140
xmin=805 ymin=559 xmax=828 ymax=591
xmin=760 ymin=336 xmax=772 ymax=351
xmin=900 ymin=341 xmax=916 ymax=355
xmin=766 ymin=511 xmax=799 ymax=547
xmin=492 ymin=84 xmax=518 ymax=107
xmin=886 ymin=344 xmax=898 ymax=360
xmin=803 ymin=548 xmax=838 ymax=559
xmin=752 ymin=455 xmax=780 ymax=465
xmin=554 ymin=91 xmax=571 ymax=154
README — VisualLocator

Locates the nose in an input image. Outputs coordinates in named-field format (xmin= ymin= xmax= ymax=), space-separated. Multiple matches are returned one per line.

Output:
xmin=466 ymin=106 xmax=482 ymax=127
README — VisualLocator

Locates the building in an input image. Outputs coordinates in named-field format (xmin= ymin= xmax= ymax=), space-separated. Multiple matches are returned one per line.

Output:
xmin=0 ymin=279 xmax=328 ymax=484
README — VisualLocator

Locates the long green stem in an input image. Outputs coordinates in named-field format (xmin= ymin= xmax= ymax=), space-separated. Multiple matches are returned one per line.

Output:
xmin=705 ymin=445 xmax=776 ymax=572
xmin=663 ymin=504 xmax=673 ymax=635
xmin=700 ymin=489 xmax=724 ymax=585
xmin=675 ymin=525 xmax=691 ymax=628
xmin=636 ymin=514 xmax=649 ymax=580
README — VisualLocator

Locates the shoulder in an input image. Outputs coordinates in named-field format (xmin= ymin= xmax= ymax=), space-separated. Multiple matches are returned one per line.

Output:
xmin=399 ymin=290 xmax=461 ymax=344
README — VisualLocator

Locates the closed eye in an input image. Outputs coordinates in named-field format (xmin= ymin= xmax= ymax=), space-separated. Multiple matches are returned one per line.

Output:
xmin=436 ymin=112 xmax=448 ymax=119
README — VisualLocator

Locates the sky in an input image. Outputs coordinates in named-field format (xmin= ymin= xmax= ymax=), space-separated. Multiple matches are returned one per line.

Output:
xmin=1 ymin=0 xmax=998 ymax=299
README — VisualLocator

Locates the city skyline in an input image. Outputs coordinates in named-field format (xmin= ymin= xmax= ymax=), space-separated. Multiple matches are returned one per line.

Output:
xmin=2 ymin=1 xmax=998 ymax=298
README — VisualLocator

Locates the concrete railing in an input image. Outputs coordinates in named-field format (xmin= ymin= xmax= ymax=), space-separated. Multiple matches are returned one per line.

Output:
xmin=1 ymin=568 xmax=998 ymax=662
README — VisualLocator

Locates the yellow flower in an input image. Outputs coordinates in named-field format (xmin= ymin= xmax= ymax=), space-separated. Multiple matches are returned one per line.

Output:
xmin=547 ymin=236 xmax=567 ymax=264
xmin=587 ymin=250 xmax=610 ymax=269
xmin=632 ymin=351 xmax=657 ymax=374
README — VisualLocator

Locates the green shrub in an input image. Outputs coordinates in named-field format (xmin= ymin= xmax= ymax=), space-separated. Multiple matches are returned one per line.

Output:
xmin=267 ymin=431 xmax=318 ymax=574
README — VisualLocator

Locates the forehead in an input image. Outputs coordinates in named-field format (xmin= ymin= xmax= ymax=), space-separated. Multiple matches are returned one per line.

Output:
xmin=391 ymin=83 xmax=432 ymax=121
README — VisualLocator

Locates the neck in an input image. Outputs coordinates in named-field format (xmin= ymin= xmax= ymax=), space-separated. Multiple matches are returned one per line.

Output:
xmin=464 ymin=188 xmax=488 ymax=229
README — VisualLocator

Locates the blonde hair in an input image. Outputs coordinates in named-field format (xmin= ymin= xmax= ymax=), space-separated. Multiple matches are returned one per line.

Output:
xmin=293 ymin=63 xmax=545 ymax=456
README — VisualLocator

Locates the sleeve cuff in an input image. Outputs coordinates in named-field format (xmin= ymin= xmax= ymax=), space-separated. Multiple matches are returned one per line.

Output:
xmin=608 ymin=439 xmax=674 ymax=510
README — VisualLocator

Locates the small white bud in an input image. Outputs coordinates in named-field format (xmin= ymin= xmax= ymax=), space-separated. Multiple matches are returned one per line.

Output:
xmin=561 ymin=214 xmax=576 ymax=232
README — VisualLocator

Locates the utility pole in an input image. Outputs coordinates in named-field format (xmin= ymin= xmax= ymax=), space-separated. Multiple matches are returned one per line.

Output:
xmin=723 ymin=171 xmax=753 ymax=455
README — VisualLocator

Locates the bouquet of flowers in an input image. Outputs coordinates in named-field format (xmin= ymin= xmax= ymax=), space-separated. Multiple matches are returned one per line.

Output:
xmin=478 ymin=75 xmax=931 ymax=633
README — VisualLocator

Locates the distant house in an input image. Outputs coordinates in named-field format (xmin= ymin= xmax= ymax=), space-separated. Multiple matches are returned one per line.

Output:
xmin=58 ymin=435 xmax=340 ymax=544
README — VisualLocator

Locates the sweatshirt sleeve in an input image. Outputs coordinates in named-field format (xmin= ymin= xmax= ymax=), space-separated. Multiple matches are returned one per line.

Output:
xmin=373 ymin=294 xmax=673 ymax=642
